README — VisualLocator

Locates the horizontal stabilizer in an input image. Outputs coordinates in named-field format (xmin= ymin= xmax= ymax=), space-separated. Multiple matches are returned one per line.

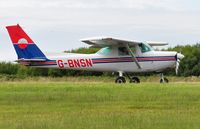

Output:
xmin=15 ymin=58 xmax=47 ymax=62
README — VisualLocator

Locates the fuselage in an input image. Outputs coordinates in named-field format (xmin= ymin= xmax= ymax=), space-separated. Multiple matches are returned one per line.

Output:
xmin=21 ymin=48 xmax=178 ymax=73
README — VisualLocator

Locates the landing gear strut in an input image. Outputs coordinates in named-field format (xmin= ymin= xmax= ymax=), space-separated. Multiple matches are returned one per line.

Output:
xmin=160 ymin=73 xmax=169 ymax=83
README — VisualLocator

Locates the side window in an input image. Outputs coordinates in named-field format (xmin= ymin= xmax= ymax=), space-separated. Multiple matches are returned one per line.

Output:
xmin=97 ymin=47 xmax=111 ymax=55
xmin=118 ymin=47 xmax=129 ymax=56
xmin=139 ymin=43 xmax=151 ymax=53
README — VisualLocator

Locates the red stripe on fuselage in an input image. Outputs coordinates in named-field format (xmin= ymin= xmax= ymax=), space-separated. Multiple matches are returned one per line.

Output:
xmin=92 ymin=57 xmax=176 ymax=63
xmin=19 ymin=61 xmax=57 ymax=66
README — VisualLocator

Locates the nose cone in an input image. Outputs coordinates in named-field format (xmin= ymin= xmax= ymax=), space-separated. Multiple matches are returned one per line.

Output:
xmin=177 ymin=53 xmax=185 ymax=60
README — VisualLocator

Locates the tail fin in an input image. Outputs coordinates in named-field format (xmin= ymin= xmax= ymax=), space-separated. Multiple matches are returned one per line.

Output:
xmin=6 ymin=24 xmax=47 ymax=60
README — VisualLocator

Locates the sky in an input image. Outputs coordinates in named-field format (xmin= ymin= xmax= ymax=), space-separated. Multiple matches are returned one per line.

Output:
xmin=0 ymin=0 xmax=200 ymax=61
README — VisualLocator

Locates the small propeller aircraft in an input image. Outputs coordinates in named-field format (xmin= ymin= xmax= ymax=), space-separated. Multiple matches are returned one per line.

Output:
xmin=6 ymin=24 xmax=184 ymax=83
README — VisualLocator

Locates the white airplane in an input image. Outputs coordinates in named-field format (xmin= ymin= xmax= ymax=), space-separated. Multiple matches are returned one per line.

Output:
xmin=6 ymin=24 xmax=184 ymax=83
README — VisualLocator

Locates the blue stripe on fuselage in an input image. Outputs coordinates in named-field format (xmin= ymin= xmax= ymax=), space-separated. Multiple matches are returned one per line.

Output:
xmin=25 ymin=56 xmax=176 ymax=67
xmin=92 ymin=56 xmax=176 ymax=64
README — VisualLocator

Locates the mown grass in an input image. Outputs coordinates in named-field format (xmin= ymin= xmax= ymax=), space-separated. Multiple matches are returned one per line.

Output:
xmin=1 ymin=75 xmax=200 ymax=82
xmin=0 ymin=82 xmax=200 ymax=129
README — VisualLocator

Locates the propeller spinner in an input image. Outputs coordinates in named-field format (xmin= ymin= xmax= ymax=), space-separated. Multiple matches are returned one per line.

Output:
xmin=175 ymin=53 xmax=185 ymax=75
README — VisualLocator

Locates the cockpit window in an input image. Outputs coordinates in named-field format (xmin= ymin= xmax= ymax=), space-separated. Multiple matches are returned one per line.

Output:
xmin=97 ymin=47 xmax=111 ymax=55
xmin=139 ymin=43 xmax=154 ymax=53
xmin=118 ymin=47 xmax=129 ymax=56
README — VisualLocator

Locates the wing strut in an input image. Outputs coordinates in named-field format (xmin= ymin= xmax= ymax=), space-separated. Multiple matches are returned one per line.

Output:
xmin=125 ymin=43 xmax=142 ymax=69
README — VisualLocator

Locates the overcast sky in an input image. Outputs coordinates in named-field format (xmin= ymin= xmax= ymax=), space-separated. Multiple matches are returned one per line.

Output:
xmin=0 ymin=0 xmax=200 ymax=61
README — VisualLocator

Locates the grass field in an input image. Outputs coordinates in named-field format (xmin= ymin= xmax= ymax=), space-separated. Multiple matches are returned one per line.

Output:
xmin=0 ymin=81 xmax=200 ymax=129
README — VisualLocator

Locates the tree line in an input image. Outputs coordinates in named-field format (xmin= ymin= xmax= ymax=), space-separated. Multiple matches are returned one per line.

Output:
xmin=0 ymin=43 xmax=200 ymax=77
xmin=168 ymin=43 xmax=200 ymax=76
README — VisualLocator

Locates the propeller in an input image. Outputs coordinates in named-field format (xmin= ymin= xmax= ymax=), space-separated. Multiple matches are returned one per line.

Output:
xmin=175 ymin=53 xmax=184 ymax=75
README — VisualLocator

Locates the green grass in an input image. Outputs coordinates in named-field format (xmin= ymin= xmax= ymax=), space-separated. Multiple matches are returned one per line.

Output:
xmin=0 ymin=82 xmax=200 ymax=129
xmin=2 ymin=75 xmax=200 ymax=82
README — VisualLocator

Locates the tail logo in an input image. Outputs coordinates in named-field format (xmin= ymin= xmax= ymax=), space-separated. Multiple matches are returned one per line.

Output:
xmin=18 ymin=38 xmax=28 ymax=49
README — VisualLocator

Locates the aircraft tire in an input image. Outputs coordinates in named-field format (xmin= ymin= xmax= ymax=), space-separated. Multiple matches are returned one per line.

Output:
xmin=160 ymin=77 xmax=169 ymax=83
xmin=130 ymin=77 xmax=140 ymax=83
xmin=115 ymin=77 xmax=126 ymax=84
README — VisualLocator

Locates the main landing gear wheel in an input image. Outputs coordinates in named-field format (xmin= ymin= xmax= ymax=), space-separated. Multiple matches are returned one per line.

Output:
xmin=160 ymin=73 xmax=169 ymax=83
xmin=160 ymin=77 xmax=169 ymax=83
xmin=115 ymin=76 xmax=126 ymax=84
xmin=130 ymin=77 xmax=140 ymax=83
xmin=125 ymin=73 xmax=140 ymax=84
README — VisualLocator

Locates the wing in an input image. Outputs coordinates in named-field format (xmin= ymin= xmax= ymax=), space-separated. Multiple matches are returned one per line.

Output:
xmin=82 ymin=37 xmax=142 ymax=69
xmin=81 ymin=37 xmax=168 ymax=47
xmin=81 ymin=37 xmax=142 ymax=47
xmin=146 ymin=41 xmax=168 ymax=46
xmin=81 ymin=37 xmax=168 ymax=69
